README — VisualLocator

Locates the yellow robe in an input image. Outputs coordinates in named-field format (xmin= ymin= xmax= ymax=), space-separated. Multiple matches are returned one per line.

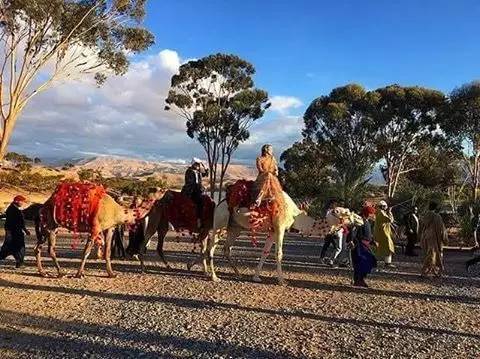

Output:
xmin=373 ymin=210 xmax=395 ymax=257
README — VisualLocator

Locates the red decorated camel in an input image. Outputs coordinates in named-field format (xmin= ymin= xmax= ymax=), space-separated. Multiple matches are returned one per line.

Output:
xmin=35 ymin=182 xmax=153 ymax=278
xmin=127 ymin=189 xmax=215 ymax=272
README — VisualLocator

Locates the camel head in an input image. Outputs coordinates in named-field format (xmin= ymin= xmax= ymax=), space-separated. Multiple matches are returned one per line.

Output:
xmin=121 ymin=189 xmax=167 ymax=225
xmin=330 ymin=207 xmax=364 ymax=226
xmin=292 ymin=206 xmax=363 ymax=238
xmin=292 ymin=210 xmax=343 ymax=238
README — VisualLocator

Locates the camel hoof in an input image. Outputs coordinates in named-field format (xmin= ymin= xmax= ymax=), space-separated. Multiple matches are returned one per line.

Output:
xmin=186 ymin=262 xmax=194 ymax=271
xmin=107 ymin=272 xmax=117 ymax=278
xmin=211 ymin=275 xmax=221 ymax=282
xmin=39 ymin=271 xmax=49 ymax=278
xmin=57 ymin=272 xmax=66 ymax=278
xmin=74 ymin=272 xmax=84 ymax=279
xmin=252 ymin=275 xmax=262 ymax=283
xmin=277 ymin=278 xmax=287 ymax=286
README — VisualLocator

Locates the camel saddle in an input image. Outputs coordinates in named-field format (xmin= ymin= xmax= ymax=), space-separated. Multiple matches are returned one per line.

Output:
xmin=161 ymin=190 xmax=215 ymax=232
xmin=225 ymin=180 xmax=256 ymax=212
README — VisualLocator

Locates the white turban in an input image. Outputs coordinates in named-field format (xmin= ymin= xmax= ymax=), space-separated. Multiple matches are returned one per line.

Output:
xmin=378 ymin=200 xmax=388 ymax=208
xmin=191 ymin=157 xmax=203 ymax=165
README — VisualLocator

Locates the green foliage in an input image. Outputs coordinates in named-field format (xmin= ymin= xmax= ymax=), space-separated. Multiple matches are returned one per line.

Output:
xmin=1 ymin=0 xmax=154 ymax=84
xmin=0 ymin=168 xmax=63 ymax=192
xmin=458 ymin=212 xmax=476 ymax=246
xmin=372 ymin=85 xmax=447 ymax=199
xmin=393 ymin=179 xmax=446 ymax=214
xmin=62 ymin=162 xmax=75 ymax=170
xmin=77 ymin=168 xmax=102 ymax=182
xmin=406 ymin=143 xmax=462 ymax=190
xmin=302 ymin=84 xmax=379 ymax=206
xmin=101 ymin=176 xmax=167 ymax=197
xmin=443 ymin=81 xmax=480 ymax=200
xmin=165 ymin=53 xmax=270 ymax=199
xmin=5 ymin=152 xmax=32 ymax=163
xmin=280 ymin=140 xmax=333 ymax=199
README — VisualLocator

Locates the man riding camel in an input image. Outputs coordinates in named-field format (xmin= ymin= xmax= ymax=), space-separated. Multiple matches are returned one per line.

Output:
xmin=182 ymin=158 xmax=209 ymax=228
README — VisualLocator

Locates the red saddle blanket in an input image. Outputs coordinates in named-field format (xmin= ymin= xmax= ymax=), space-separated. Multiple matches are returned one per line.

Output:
xmin=226 ymin=180 xmax=276 ymax=244
xmin=52 ymin=182 xmax=106 ymax=242
xmin=162 ymin=191 xmax=215 ymax=233
xmin=226 ymin=180 xmax=255 ymax=211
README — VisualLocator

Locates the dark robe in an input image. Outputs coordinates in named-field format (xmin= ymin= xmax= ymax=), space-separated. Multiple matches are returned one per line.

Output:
xmin=0 ymin=203 xmax=27 ymax=265
xmin=350 ymin=219 xmax=377 ymax=283
xmin=403 ymin=212 xmax=419 ymax=255
xmin=181 ymin=166 xmax=209 ymax=218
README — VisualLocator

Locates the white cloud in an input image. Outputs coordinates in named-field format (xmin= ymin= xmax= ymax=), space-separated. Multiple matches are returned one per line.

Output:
xmin=8 ymin=49 xmax=304 ymax=164
xmin=269 ymin=95 xmax=303 ymax=114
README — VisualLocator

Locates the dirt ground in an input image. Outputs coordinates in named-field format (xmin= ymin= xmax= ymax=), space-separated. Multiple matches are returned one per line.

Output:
xmin=0 ymin=229 xmax=479 ymax=359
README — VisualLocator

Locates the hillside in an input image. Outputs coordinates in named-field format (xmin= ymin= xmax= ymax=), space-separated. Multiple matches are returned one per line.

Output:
xmin=0 ymin=156 xmax=256 ymax=208
xmin=74 ymin=156 xmax=256 ymax=187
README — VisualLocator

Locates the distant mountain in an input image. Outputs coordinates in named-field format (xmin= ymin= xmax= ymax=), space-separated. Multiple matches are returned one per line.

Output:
xmin=71 ymin=156 xmax=256 ymax=187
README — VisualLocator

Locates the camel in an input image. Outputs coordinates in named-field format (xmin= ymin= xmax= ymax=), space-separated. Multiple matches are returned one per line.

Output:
xmin=127 ymin=190 xmax=215 ymax=272
xmin=205 ymin=191 xmax=363 ymax=284
xmin=35 ymin=183 xmax=150 ymax=278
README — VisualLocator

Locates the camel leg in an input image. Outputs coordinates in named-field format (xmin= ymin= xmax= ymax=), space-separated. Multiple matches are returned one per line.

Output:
xmin=134 ymin=253 xmax=146 ymax=274
xmin=34 ymin=241 xmax=48 ymax=278
xmin=104 ymin=228 xmax=116 ymax=278
xmin=206 ymin=232 xmax=222 ymax=282
xmin=275 ymin=229 xmax=287 ymax=285
xmin=75 ymin=239 xmax=94 ymax=278
xmin=187 ymin=229 xmax=209 ymax=271
xmin=48 ymin=230 xmax=64 ymax=277
xmin=253 ymin=235 xmax=275 ymax=283
xmin=156 ymin=225 xmax=170 ymax=269
xmin=201 ymin=233 xmax=210 ymax=274
xmin=223 ymin=226 xmax=242 ymax=277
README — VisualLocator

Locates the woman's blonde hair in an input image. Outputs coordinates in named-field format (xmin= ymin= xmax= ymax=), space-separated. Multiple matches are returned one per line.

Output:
xmin=261 ymin=144 xmax=272 ymax=156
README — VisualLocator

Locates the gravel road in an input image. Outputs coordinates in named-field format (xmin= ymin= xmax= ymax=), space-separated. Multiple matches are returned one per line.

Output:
xmin=1 ymin=231 xmax=479 ymax=358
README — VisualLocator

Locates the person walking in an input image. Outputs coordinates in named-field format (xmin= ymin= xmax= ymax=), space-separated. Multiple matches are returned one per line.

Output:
xmin=349 ymin=205 xmax=377 ymax=287
xmin=0 ymin=195 xmax=30 ymax=268
xmin=320 ymin=199 xmax=338 ymax=261
xmin=419 ymin=202 xmax=448 ymax=277
xmin=373 ymin=200 xmax=396 ymax=268
xmin=403 ymin=206 xmax=419 ymax=256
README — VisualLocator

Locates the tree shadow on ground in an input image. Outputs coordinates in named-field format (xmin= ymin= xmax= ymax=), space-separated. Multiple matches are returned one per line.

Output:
xmin=0 ymin=279 xmax=478 ymax=340
xmin=0 ymin=309 xmax=288 ymax=359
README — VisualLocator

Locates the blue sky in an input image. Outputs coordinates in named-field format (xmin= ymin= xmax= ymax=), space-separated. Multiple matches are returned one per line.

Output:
xmin=10 ymin=0 xmax=480 ymax=163
xmin=146 ymin=0 xmax=480 ymax=97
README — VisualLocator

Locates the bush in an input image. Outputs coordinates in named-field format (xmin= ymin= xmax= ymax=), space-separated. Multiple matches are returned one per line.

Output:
xmin=100 ymin=176 xmax=167 ymax=197
xmin=393 ymin=180 xmax=446 ymax=214
xmin=0 ymin=168 xmax=63 ymax=192
xmin=5 ymin=152 xmax=32 ymax=163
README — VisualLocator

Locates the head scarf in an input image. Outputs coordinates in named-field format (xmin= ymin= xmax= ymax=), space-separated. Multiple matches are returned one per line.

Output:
xmin=13 ymin=195 xmax=27 ymax=203
xmin=361 ymin=205 xmax=376 ymax=217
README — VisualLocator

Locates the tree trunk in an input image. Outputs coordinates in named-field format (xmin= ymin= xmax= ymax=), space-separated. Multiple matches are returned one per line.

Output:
xmin=0 ymin=112 xmax=17 ymax=162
